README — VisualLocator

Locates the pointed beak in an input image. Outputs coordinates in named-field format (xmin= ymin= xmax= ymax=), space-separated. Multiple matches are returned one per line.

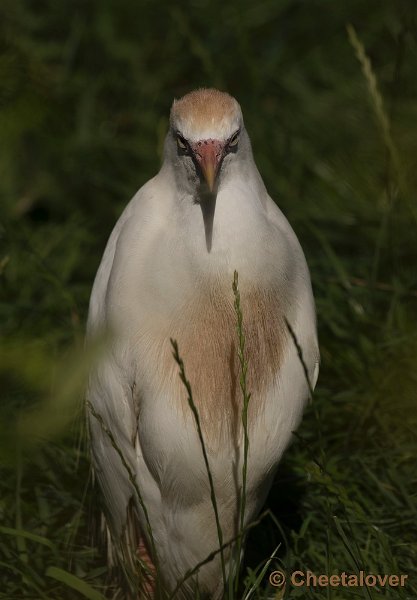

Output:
xmin=192 ymin=140 xmax=225 ymax=192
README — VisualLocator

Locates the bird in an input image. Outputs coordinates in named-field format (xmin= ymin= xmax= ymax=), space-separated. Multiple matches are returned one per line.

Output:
xmin=86 ymin=88 xmax=319 ymax=599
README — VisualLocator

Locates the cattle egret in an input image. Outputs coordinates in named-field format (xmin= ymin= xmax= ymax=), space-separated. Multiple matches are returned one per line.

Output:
xmin=87 ymin=88 xmax=319 ymax=599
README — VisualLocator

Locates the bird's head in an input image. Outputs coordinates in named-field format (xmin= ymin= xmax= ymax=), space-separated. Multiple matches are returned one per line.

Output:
xmin=167 ymin=88 xmax=245 ymax=196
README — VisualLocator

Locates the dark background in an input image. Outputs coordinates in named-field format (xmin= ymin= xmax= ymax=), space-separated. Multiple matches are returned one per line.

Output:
xmin=1 ymin=1 xmax=416 ymax=598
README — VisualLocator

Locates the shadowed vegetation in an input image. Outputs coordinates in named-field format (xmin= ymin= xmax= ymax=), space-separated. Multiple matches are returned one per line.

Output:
xmin=1 ymin=1 xmax=416 ymax=598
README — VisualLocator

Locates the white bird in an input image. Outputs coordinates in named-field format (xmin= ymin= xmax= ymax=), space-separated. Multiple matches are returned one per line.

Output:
xmin=87 ymin=88 xmax=319 ymax=599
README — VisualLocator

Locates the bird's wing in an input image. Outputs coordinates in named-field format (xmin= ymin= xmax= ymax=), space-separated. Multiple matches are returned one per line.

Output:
xmin=86 ymin=180 xmax=152 ymax=339
xmin=87 ymin=357 xmax=137 ymax=536
xmin=264 ymin=193 xmax=320 ymax=390
xmin=86 ymin=176 xmax=162 ymax=543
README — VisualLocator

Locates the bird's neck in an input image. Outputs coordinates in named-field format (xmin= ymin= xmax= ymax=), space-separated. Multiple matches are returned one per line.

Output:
xmin=161 ymin=160 xmax=276 ymax=290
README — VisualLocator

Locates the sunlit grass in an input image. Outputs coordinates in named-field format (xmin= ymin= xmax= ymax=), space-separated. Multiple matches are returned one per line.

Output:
xmin=1 ymin=2 xmax=417 ymax=599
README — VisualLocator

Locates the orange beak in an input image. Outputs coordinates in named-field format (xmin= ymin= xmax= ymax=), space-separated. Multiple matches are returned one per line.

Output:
xmin=192 ymin=140 xmax=224 ymax=192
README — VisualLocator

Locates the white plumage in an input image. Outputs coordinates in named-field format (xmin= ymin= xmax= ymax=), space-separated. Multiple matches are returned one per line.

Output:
xmin=87 ymin=88 xmax=319 ymax=599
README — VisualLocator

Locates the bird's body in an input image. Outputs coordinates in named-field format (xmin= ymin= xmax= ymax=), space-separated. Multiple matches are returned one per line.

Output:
xmin=87 ymin=89 xmax=319 ymax=599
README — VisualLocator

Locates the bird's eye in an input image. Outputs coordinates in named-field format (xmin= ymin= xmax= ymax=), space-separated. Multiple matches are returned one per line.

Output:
xmin=176 ymin=134 xmax=188 ymax=152
xmin=227 ymin=130 xmax=240 ymax=151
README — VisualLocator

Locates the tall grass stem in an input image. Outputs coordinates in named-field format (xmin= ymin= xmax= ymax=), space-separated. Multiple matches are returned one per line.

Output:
xmin=232 ymin=270 xmax=251 ymax=594
xmin=170 ymin=339 xmax=227 ymax=594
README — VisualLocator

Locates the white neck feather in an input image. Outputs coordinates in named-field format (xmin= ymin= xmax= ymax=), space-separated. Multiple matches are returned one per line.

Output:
xmin=159 ymin=153 xmax=284 ymax=292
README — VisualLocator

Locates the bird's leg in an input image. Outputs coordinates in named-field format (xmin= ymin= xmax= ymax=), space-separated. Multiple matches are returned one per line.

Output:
xmin=137 ymin=538 xmax=156 ymax=599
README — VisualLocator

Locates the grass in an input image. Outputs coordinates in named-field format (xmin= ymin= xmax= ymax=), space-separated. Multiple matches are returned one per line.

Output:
xmin=1 ymin=1 xmax=417 ymax=598
xmin=171 ymin=338 xmax=227 ymax=596
xmin=231 ymin=271 xmax=252 ymax=596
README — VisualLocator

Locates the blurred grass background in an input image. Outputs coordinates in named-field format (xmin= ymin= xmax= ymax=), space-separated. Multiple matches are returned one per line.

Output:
xmin=1 ymin=0 xmax=416 ymax=598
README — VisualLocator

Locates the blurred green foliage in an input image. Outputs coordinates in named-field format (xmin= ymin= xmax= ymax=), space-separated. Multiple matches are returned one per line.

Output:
xmin=1 ymin=0 xmax=416 ymax=598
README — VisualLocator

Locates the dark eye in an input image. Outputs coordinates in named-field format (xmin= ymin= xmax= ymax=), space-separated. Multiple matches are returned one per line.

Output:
xmin=227 ymin=130 xmax=240 ymax=151
xmin=176 ymin=134 xmax=188 ymax=153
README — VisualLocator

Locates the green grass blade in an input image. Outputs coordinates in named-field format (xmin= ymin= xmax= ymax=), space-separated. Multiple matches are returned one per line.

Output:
xmin=242 ymin=544 xmax=281 ymax=600
xmin=170 ymin=339 xmax=227 ymax=594
xmin=0 ymin=526 xmax=57 ymax=551
xmin=45 ymin=566 xmax=106 ymax=600
xmin=232 ymin=270 xmax=251 ymax=595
